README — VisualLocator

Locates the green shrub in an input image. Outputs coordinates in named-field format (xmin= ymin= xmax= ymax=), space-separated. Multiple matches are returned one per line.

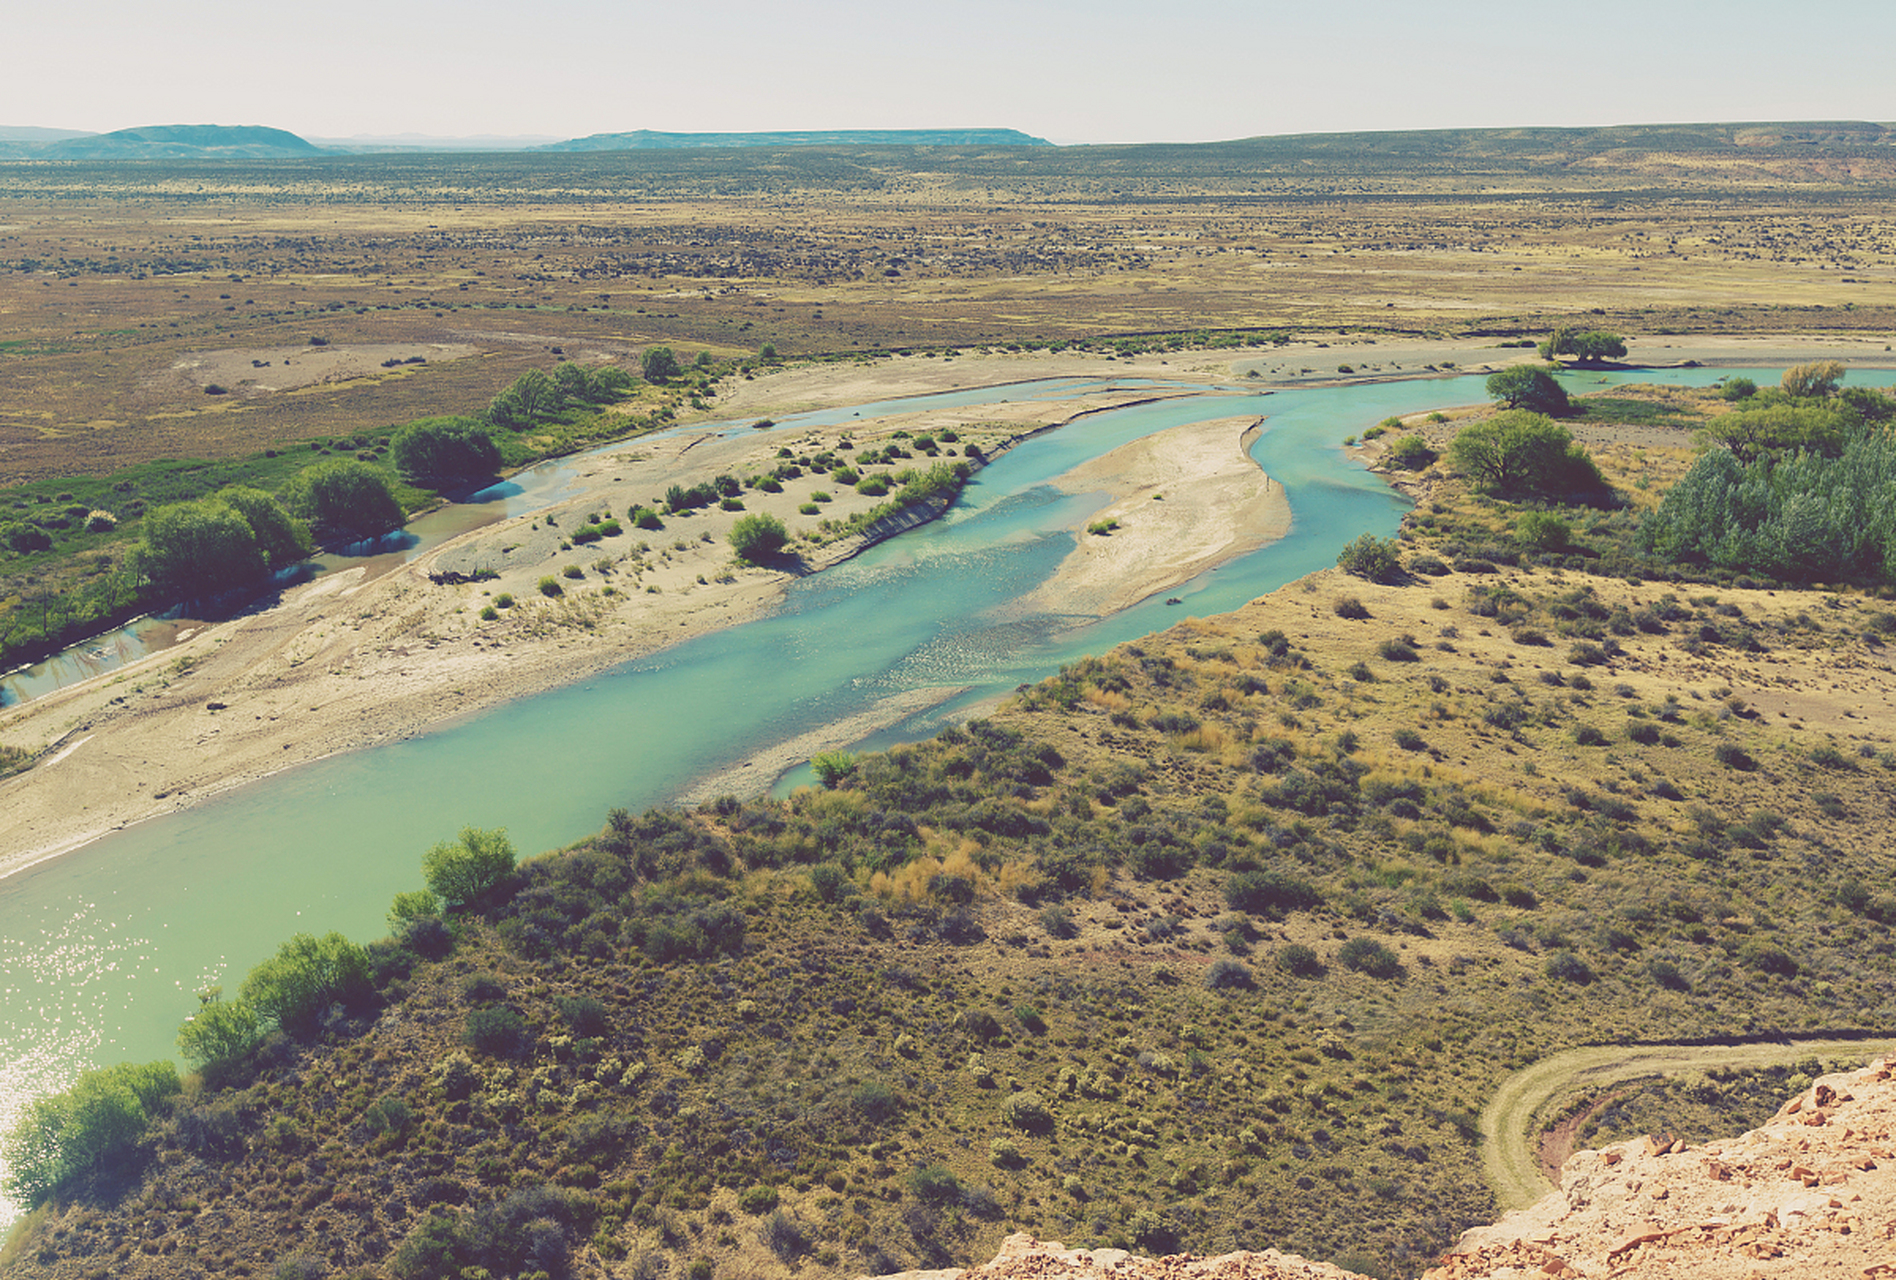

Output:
xmin=1516 ymin=510 xmax=1571 ymax=550
xmin=1544 ymin=951 xmax=1594 ymax=984
xmin=176 ymin=993 xmax=263 ymax=1070
xmin=1449 ymin=411 xmax=1611 ymax=504
xmin=1337 ymin=534 xmax=1401 ymax=583
xmin=1001 ymin=1090 xmax=1052 ymax=1131
xmin=1276 ymin=944 xmax=1324 ymax=977
xmin=1225 ymin=870 xmax=1322 ymax=917
xmin=1385 ymin=435 xmax=1436 ymax=469
xmin=1334 ymin=595 xmax=1370 ymax=620
xmin=1337 ymin=937 xmax=1401 ymax=979
xmin=240 ymin=932 xmax=373 ymax=1035
xmin=851 ymin=1081 xmax=901 ymax=1124
xmin=1204 ymin=959 xmax=1254 ymax=990
xmin=556 ymin=995 xmax=608 ymax=1037
xmin=464 ymin=1005 xmax=531 ymax=1058
xmin=422 ymin=827 xmax=517 ymax=910
xmin=908 ymin=1164 xmax=961 ymax=1203
xmin=1485 ymin=366 xmax=1569 ymax=415
xmin=737 ymin=1185 xmax=779 ymax=1214
xmin=728 ymin=513 xmax=789 ymax=563
xmin=538 ymin=576 xmax=562 ymax=597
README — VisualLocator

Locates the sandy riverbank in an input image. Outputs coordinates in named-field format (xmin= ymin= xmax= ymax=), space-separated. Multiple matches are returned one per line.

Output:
xmin=0 ymin=366 xmax=1260 ymax=878
xmin=3 ymin=333 xmax=1889 ymax=879
xmin=1015 ymin=416 xmax=1289 ymax=619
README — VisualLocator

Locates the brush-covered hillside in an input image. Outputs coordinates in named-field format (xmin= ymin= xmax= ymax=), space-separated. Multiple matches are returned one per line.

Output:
xmin=7 ymin=376 xmax=1896 ymax=1280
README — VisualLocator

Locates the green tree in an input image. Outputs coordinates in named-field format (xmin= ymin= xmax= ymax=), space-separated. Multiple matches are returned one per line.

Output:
xmin=422 ymin=826 xmax=517 ymax=909
xmin=1539 ymin=329 xmax=1626 ymax=365
xmin=239 ymin=931 xmax=373 ymax=1035
xmin=1485 ymin=366 xmax=1570 ymax=415
xmin=390 ymin=417 xmax=502 ymax=485
xmin=1448 ymin=411 xmax=1612 ymax=504
xmin=176 ymin=989 xmax=263 ymax=1070
xmin=487 ymin=368 xmax=560 ymax=427
xmin=136 ymin=498 xmax=265 ymax=597
xmin=1568 ymin=331 xmax=1627 ymax=364
xmin=219 ymin=487 xmax=313 ymax=570
xmin=2 ymin=1061 xmax=180 ymax=1206
xmin=1720 ymin=376 xmax=1758 ymax=401
xmin=728 ymin=513 xmax=789 ymax=563
xmin=1781 ymin=359 xmax=1845 ymax=398
xmin=286 ymin=460 xmax=404 ymax=541
xmin=641 ymin=346 xmax=682 ymax=383
xmin=551 ymin=361 xmax=593 ymax=403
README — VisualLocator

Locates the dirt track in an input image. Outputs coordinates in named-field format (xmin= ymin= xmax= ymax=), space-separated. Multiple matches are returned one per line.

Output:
xmin=1480 ymin=1036 xmax=1896 ymax=1209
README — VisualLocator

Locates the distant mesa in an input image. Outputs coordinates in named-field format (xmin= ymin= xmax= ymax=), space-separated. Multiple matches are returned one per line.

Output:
xmin=42 ymin=124 xmax=322 ymax=159
xmin=539 ymin=127 xmax=1053 ymax=151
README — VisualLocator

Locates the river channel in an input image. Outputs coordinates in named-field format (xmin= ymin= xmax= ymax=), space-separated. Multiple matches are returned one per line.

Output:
xmin=0 ymin=366 xmax=1764 ymax=1221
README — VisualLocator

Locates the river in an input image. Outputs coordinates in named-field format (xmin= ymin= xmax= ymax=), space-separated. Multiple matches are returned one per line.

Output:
xmin=0 ymin=365 xmax=1771 ymax=1222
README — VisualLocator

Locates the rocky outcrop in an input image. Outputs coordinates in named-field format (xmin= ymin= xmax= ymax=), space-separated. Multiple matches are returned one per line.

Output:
xmin=1428 ymin=1056 xmax=1896 ymax=1279
xmin=866 ymin=1232 xmax=1371 ymax=1280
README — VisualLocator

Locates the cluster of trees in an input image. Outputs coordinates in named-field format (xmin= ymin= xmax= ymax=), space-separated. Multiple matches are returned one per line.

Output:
xmin=1643 ymin=362 xmax=1896 ymax=582
xmin=135 ymin=487 xmax=312 ymax=598
xmin=1700 ymin=363 xmax=1892 ymax=463
xmin=487 ymin=362 xmax=637 ymax=429
xmin=1640 ymin=430 xmax=1896 ymax=581
xmin=1 ymin=1061 xmax=180 ymax=1206
xmin=133 ymin=460 xmax=411 ymax=600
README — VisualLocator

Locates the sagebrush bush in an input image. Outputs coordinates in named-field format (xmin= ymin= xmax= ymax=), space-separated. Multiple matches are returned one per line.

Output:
xmin=1338 ymin=937 xmax=1401 ymax=979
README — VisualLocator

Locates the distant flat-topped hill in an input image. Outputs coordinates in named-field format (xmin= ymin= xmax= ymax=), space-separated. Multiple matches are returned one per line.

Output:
xmin=43 ymin=124 xmax=322 ymax=159
xmin=539 ymin=127 xmax=1052 ymax=151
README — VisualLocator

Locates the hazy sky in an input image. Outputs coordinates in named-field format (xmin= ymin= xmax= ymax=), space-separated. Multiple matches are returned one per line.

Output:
xmin=8 ymin=0 xmax=1895 ymax=144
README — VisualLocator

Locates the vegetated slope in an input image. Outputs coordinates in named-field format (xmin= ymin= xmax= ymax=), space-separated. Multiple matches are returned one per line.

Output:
xmin=11 ymin=402 xmax=1896 ymax=1280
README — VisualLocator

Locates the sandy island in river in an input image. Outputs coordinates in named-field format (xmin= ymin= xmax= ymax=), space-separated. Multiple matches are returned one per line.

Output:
xmin=2 ymin=332 xmax=1892 ymax=878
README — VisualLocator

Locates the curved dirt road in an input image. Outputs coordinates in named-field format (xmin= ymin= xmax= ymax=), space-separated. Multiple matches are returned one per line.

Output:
xmin=1482 ymin=1036 xmax=1896 ymax=1210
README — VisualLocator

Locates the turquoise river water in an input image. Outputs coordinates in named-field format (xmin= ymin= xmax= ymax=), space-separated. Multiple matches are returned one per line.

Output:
xmin=0 ymin=366 xmax=1781 ymax=1221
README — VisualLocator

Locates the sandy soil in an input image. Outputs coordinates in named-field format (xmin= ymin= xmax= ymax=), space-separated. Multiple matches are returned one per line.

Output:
xmin=5 ymin=334 xmax=1891 ymax=881
xmin=168 ymin=341 xmax=480 ymax=396
xmin=1015 ymin=416 xmax=1288 ymax=618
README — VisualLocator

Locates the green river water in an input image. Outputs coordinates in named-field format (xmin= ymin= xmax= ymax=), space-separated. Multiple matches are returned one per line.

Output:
xmin=0 ymin=366 xmax=1770 ymax=1220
